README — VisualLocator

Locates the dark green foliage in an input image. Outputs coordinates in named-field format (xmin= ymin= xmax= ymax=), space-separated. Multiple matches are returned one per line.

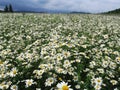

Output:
xmin=9 ymin=4 xmax=13 ymax=12
xmin=4 ymin=5 xmax=9 ymax=12
xmin=4 ymin=4 xmax=13 ymax=12
xmin=104 ymin=8 xmax=120 ymax=14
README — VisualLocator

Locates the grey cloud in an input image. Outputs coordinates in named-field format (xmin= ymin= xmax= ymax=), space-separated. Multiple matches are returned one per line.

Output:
xmin=0 ymin=0 xmax=120 ymax=13
xmin=43 ymin=0 xmax=120 ymax=12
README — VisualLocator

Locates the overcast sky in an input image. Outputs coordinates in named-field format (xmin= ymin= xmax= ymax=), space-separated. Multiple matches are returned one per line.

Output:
xmin=0 ymin=0 xmax=120 ymax=13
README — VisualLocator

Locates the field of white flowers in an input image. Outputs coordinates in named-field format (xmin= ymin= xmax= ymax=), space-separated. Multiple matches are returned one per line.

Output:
xmin=0 ymin=13 xmax=120 ymax=90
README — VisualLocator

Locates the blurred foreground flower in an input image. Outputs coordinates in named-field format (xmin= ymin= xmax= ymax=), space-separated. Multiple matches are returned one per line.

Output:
xmin=57 ymin=81 xmax=73 ymax=90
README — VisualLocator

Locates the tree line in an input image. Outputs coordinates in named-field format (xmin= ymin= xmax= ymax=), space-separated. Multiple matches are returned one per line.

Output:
xmin=4 ymin=4 xmax=13 ymax=12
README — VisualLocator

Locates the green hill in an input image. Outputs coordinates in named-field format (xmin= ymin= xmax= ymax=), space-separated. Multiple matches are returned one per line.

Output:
xmin=105 ymin=8 xmax=120 ymax=14
xmin=0 ymin=10 xmax=4 ymax=12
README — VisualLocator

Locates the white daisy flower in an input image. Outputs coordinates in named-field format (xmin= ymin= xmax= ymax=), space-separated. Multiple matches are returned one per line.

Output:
xmin=94 ymin=84 xmax=101 ymax=90
xmin=45 ymin=77 xmax=56 ymax=86
xmin=63 ymin=60 xmax=71 ymax=68
xmin=25 ymin=79 xmax=34 ymax=88
xmin=110 ymin=80 xmax=118 ymax=85
xmin=116 ymin=57 xmax=120 ymax=64
xmin=62 ymin=51 xmax=71 ymax=58
xmin=10 ymin=67 xmax=18 ymax=77
xmin=0 ymin=84 xmax=9 ymax=90
xmin=75 ymin=84 xmax=80 ymax=89
xmin=10 ymin=85 xmax=18 ymax=90
xmin=57 ymin=81 xmax=73 ymax=90
xmin=94 ymin=77 xmax=103 ymax=85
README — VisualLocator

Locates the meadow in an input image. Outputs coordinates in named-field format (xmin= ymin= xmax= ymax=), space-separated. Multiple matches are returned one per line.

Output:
xmin=0 ymin=13 xmax=120 ymax=90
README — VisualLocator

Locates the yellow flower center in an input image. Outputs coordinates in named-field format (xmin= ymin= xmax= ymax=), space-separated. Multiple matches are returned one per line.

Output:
xmin=95 ymin=85 xmax=100 ymax=89
xmin=28 ymin=81 xmax=32 ymax=85
xmin=62 ymin=85 xmax=69 ymax=90
xmin=49 ymin=79 xmax=53 ymax=82
xmin=13 ymin=70 xmax=17 ymax=74
xmin=97 ymin=80 xmax=101 ymax=83
xmin=0 ymin=61 xmax=3 ymax=64
xmin=13 ymin=86 xmax=17 ymax=89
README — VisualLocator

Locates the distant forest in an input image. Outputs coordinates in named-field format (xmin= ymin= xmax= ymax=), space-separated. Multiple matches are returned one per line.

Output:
xmin=104 ymin=8 xmax=120 ymax=14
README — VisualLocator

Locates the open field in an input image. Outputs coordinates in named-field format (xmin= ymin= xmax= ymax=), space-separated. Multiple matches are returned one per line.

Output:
xmin=0 ymin=13 xmax=120 ymax=90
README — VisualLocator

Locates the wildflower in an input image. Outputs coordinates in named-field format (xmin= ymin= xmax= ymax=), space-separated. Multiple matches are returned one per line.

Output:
xmin=94 ymin=77 xmax=103 ymax=85
xmin=57 ymin=81 xmax=73 ymax=90
xmin=0 ymin=84 xmax=9 ymax=90
xmin=94 ymin=84 xmax=101 ymax=90
xmin=110 ymin=80 xmax=118 ymax=85
xmin=25 ymin=79 xmax=34 ymax=88
xmin=116 ymin=57 xmax=120 ymax=64
xmin=109 ymin=62 xmax=116 ymax=69
xmin=41 ymin=48 xmax=47 ymax=55
xmin=89 ymin=61 xmax=96 ymax=68
xmin=63 ymin=60 xmax=71 ymax=68
xmin=73 ymin=76 xmax=78 ymax=81
xmin=62 ymin=51 xmax=70 ymax=58
xmin=0 ymin=73 xmax=7 ymax=79
xmin=56 ymin=54 xmax=63 ymax=61
xmin=102 ymin=60 xmax=109 ymax=68
xmin=75 ymin=84 xmax=80 ymax=89
xmin=97 ymin=69 xmax=104 ymax=74
xmin=10 ymin=68 xmax=18 ymax=77
xmin=35 ymin=70 xmax=44 ymax=76
xmin=56 ymin=67 xmax=64 ymax=74
xmin=10 ymin=85 xmax=18 ymax=90
xmin=103 ymin=34 xmax=108 ymax=39
xmin=45 ymin=77 xmax=56 ymax=86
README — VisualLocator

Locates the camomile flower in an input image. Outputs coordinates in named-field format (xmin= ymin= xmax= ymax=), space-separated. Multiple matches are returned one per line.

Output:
xmin=10 ymin=67 xmax=18 ymax=77
xmin=56 ymin=54 xmax=63 ymax=61
xmin=103 ymin=34 xmax=108 ymax=39
xmin=97 ymin=68 xmax=104 ymax=74
xmin=34 ymin=70 xmax=45 ymax=76
xmin=94 ymin=84 xmax=101 ymax=90
xmin=57 ymin=81 xmax=73 ymax=90
xmin=62 ymin=51 xmax=71 ymax=58
xmin=75 ymin=84 xmax=80 ymax=89
xmin=110 ymin=80 xmax=118 ymax=85
xmin=0 ymin=84 xmax=9 ymax=90
xmin=25 ymin=79 xmax=34 ymax=88
xmin=109 ymin=62 xmax=116 ymax=69
xmin=94 ymin=77 xmax=103 ymax=85
xmin=116 ymin=57 xmax=120 ymax=64
xmin=45 ymin=77 xmax=56 ymax=86
xmin=63 ymin=60 xmax=71 ymax=68
xmin=10 ymin=85 xmax=18 ymax=90
xmin=56 ymin=67 xmax=64 ymax=74
xmin=102 ymin=60 xmax=109 ymax=68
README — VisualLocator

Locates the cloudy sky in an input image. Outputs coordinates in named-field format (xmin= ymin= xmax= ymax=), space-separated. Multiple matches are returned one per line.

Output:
xmin=0 ymin=0 xmax=120 ymax=13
